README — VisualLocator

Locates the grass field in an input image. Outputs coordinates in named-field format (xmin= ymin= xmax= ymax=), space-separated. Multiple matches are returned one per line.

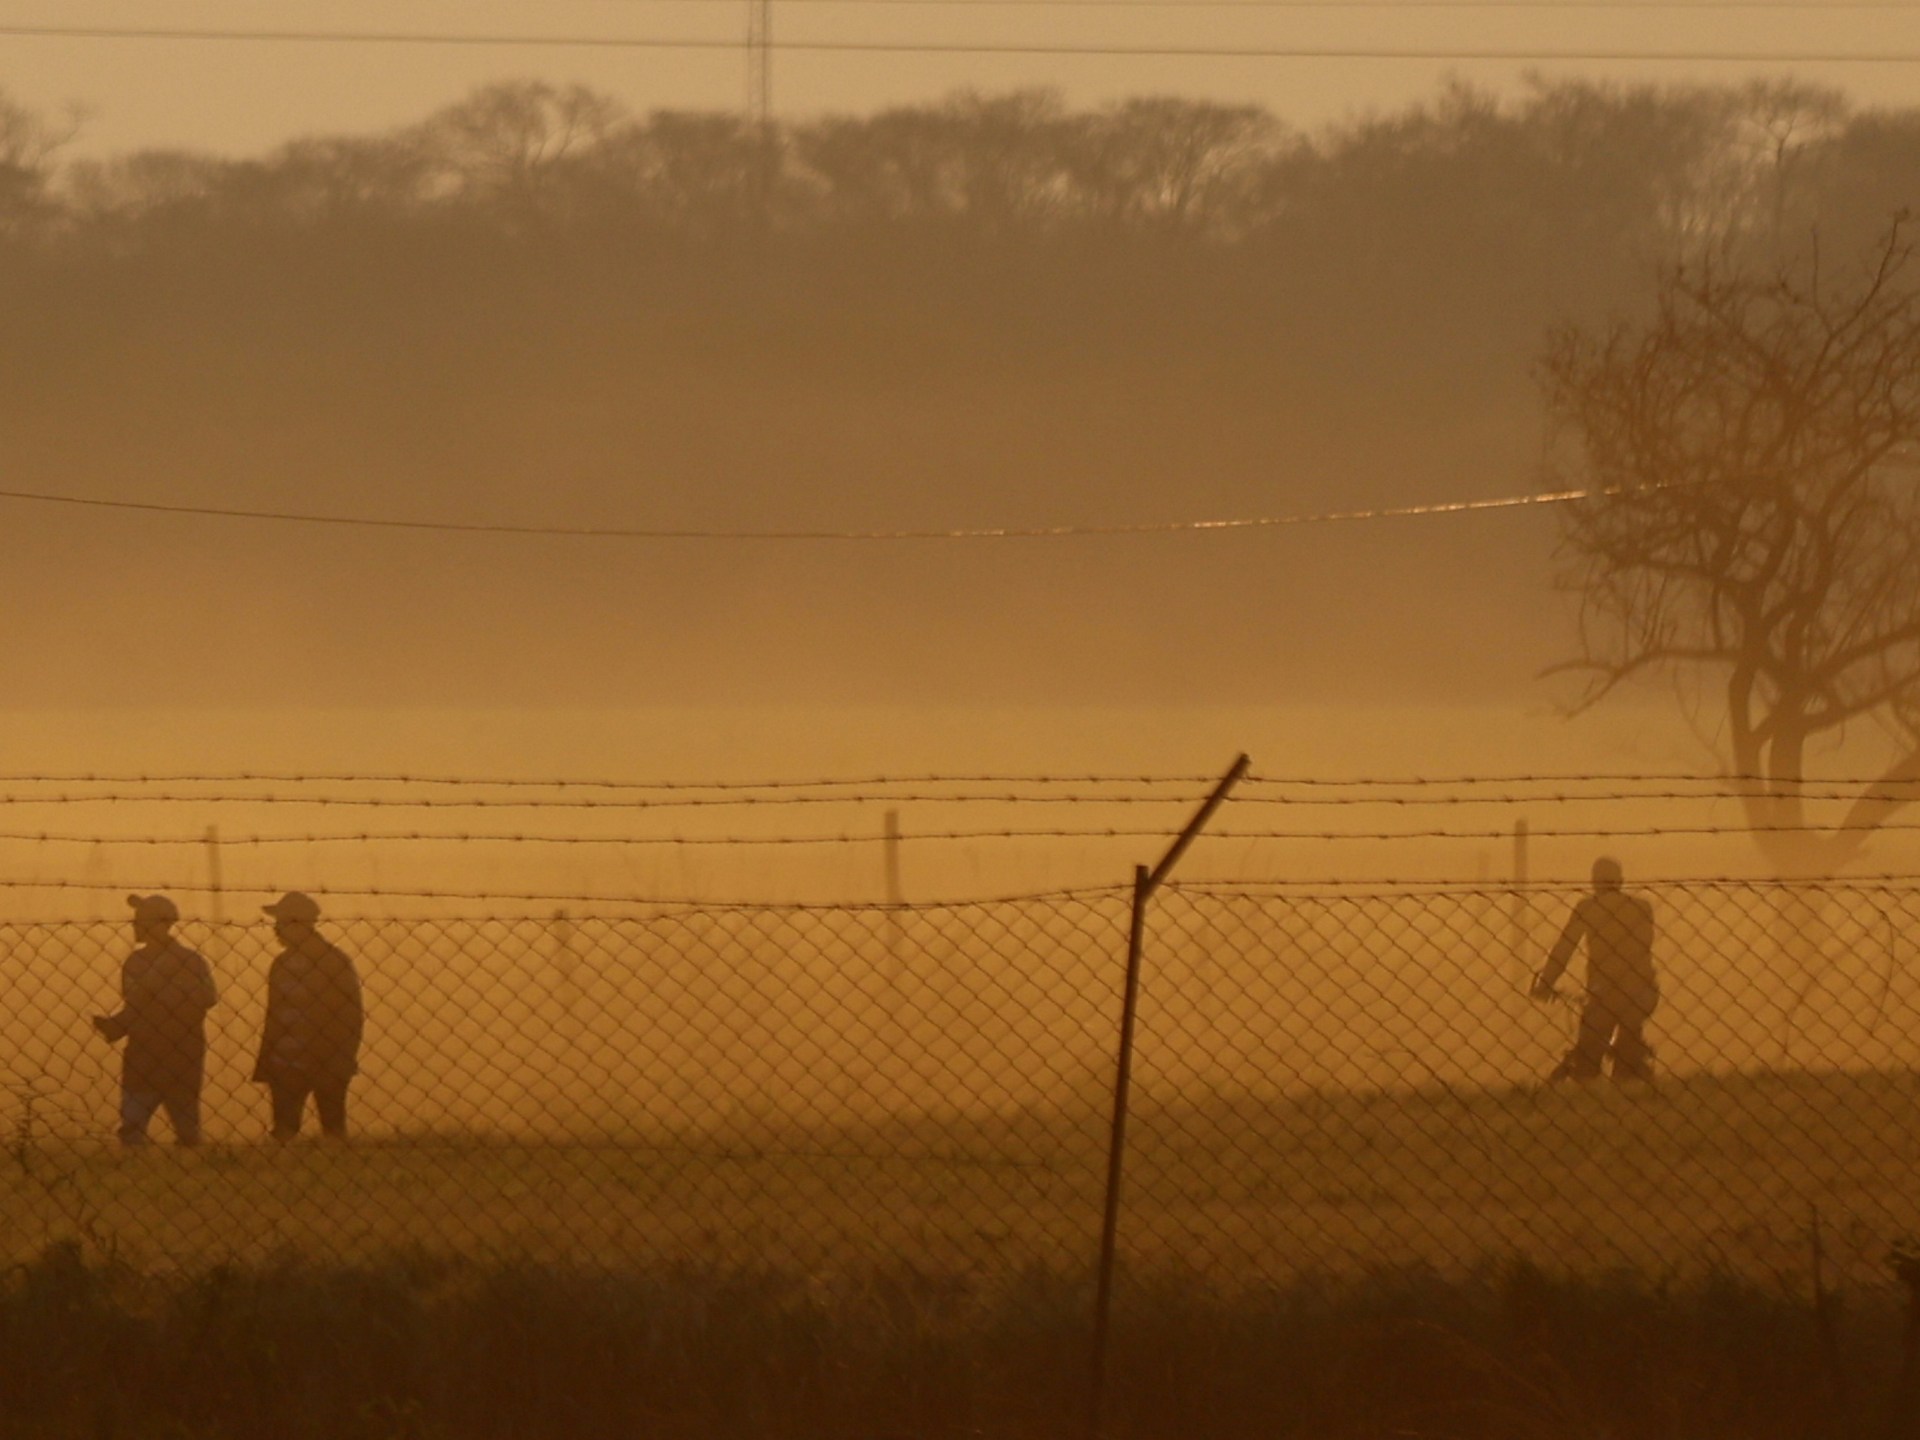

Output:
xmin=4 ymin=1236 xmax=1910 ymax=1440
xmin=2 ymin=1071 xmax=1920 ymax=1437
xmin=7 ymin=1069 xmax=1918 ymax=1291
xmin=0 ymin=1062 xmax=1916 ymax=1434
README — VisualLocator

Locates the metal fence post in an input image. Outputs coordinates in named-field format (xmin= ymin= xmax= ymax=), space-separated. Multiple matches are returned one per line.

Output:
xmin=1086 ymin=753 xmax=1249 ymax=1440
xmin=1510 ymin=817 xmax=1530 ymax=997
xmin=884 ymin=808 xmax=906 ymax=981
xmin=1087 ymin=861 xmax=1151 ymax=1440
xmin=205 ymin=824 xmax=224 ymax=928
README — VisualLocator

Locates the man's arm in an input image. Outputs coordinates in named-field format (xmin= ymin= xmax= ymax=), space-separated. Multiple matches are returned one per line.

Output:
xmin=92 ymin=953 xmax=136 ymax=1041
xmin=325 ymin=951 xmax=365 ymax=1059
xmin=251 ymin=955 xmax=283 ymax=1081
xmin=1533 ymin=903 xmax=1586 ymax=997
xmin=190 ymin=953 xmax=217 ymax=1012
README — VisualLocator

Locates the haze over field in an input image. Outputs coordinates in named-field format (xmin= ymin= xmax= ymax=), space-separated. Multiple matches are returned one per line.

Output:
xmin=5 ymin=59 xmax=1920 ymax=897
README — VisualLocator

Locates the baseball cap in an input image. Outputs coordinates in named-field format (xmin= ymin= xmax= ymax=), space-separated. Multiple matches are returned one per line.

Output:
xmin=262 ymin=891 xmax=322 ymax=923
xmin=126 ymin=893 xmax=180 ymax=924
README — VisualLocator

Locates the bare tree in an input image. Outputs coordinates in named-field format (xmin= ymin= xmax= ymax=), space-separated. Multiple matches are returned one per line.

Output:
xmin=1541 ymin=221 xmax=1920 ymax=875
xmin=793 ymin=89 xmax=1072 ymax=235
xmin=414 ymin=80 xmax=627 ymax=224
xmin=1063 ymin=97 xmax=1283 ymax=239
xmin=65 ymin=149 xmax=235 ymax=225
xmin=0 ymin=88 xmax=81 ymax=238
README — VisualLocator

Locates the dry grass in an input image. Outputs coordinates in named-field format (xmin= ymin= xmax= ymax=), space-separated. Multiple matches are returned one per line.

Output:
xmin=0 ymin=1023 xmax=1911 ymax=1434
xmin=0 ymin=1238 xmax=1905 ymax=1439
xmin=3 ymin=1070 xmax=1916 ymax=1288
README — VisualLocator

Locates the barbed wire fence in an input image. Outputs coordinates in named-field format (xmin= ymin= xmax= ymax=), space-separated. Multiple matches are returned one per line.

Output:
xmin=4 ymin=758 xmax=1920 ymax=1418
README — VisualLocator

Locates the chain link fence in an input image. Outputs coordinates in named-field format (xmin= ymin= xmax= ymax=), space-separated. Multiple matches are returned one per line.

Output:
xmin=2 ymin=880 xmax=1918 ymax=1290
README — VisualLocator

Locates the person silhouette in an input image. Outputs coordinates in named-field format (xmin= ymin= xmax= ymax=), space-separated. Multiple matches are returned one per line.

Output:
xmin=92 ymin=894 xmax=217 ymax=1146
xmin=1530 ymin=857 xmax=1659 ymax=1083
xmin=252 ymin=892 xmax=364 ymax=1140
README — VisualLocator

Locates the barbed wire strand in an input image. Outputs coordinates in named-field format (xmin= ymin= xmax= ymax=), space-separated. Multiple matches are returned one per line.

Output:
xmin=0 ymin=877 xmax=1128 ymax=913
xmin=0 ymin=785 xmax=1904 ymax=809
xmin=0 ymin=768 xmax=1916 ymax=792
xmin=0 ymin=770 xmax=1224 ymax=791
xmin=11 ymin=821 xmax=1920 ymax=844
xmin=2 ymin=872 xmax=1917 ymax=911
xmin=1175 ymin=875 xmax=1920 ymax=894
xmin=1250 ymin=773 xmax=1920 ymax=791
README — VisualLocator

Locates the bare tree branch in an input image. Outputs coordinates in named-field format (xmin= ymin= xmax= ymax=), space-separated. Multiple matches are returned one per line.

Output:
xmin=1541 ymin=222 xmax=1920 ymax=875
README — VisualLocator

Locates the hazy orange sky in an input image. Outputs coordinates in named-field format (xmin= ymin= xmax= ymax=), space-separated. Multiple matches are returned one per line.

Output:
xmin=4 ymin=0 xmax=1919 ymax=156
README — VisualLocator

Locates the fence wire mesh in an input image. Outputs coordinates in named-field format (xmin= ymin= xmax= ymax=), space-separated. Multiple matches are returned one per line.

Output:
xmin=4 ymin=880 xmax=1919 ymax=1294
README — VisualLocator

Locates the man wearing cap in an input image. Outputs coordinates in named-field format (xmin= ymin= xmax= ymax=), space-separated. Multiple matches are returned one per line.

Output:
xmin=1530 ymin=856 xmax=1660 ymax=1083
xmin=92 ymin=894 xmax=218 ymax=1146
xmin=252 ymin=892 xmax=364 ymax=1140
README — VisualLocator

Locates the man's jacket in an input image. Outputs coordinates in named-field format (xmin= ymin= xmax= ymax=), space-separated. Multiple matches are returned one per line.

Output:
xmin=100 ymin=942 xmax=217 ymax=1092
xmin=1541 ymin=889 xmax=1659 ymax=1018
xmin=252 ymin=939 xmax=364 ymax=1083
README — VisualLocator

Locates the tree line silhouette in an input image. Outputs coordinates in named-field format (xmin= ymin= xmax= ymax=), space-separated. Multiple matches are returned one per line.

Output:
xmin=3 ymin=75 xmax=1917 ymax=371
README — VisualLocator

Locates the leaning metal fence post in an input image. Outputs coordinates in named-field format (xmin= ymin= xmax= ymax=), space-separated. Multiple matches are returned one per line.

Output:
xmin=1086 ymin=752 xmax=1250 ymax=1440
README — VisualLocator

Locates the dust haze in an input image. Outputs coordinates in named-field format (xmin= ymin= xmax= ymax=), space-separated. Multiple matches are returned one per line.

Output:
xmin=2 ymin=77 xmax=1762 ymax=718
xmin=5 ymin=76 xmax=1919 ymax=897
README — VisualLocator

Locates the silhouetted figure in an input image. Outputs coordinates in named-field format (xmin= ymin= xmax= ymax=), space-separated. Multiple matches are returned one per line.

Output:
xmin=252 ymin=892 xmax=364 ymax=1140
xmin=1531 ymin=857 xmax=1659 ymax=1083
xmin=92 ymin=893 xmax=217 ymax=1146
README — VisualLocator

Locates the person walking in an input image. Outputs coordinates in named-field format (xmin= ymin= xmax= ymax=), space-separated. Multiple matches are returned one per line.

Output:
xmin=252 ymin=891 xmax=364 ymax=1140
xmin=92 ymin=893 xmax=217 ymax=1146
xmin=1530 ymin=856 xmax=1660 ymax=1083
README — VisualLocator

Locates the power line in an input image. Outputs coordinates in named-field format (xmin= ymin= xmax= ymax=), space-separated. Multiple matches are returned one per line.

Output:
xmin=141 ymin=0 xmax=1920 ymax=8
xmin=0 ymin=482 xmax=1629 ymax=540
xmin=583 ymin=0 xmax=1920 ymax=7
xmin=3 ymin=23 xmax=1918 ymax=62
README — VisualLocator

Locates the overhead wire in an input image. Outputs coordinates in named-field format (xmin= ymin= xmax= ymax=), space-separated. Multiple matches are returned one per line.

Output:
xmin=3 ymin=22 xmax=1917 ymax=61
xmin=0 ymin=480 xmax=1673 ymax=541
xmin=115 ymin=0 xmax=1920 ymax=8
